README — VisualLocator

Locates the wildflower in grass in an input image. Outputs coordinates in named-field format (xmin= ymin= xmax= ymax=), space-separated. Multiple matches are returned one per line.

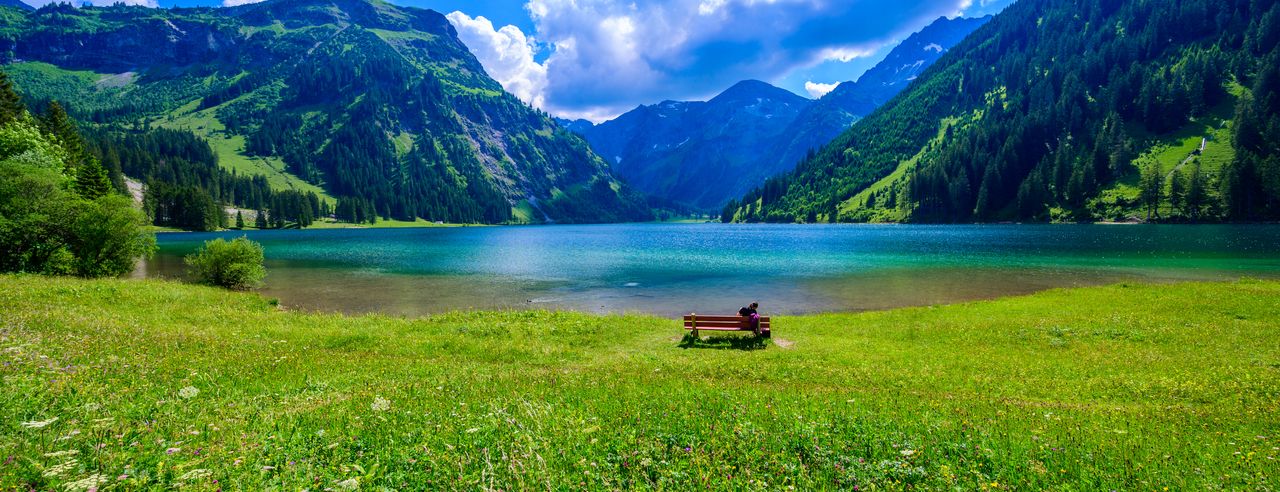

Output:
xmin=62 ymin=473 xmax=107 ymax=492
xmin=178 ymin=386 xmax=199 ymax=399
xmin=43 ymin=450 xmax=79 ymax=457
xmin=42 ymin=459 xmax=78 ymax=477
xmin=371 ymin=397 xmax=390 ymax=412
xmin=335 ymin=478 xmax=359 ymax=490
xmin=166 ymin=447 xmax=181 ymax=455
xmin=177 ymin=469 xmax=211 ymax=481
xmin=21 ymin=417 xmax=58 ymax=429
xmin=900 ymin=449 xmax=916 ymax=457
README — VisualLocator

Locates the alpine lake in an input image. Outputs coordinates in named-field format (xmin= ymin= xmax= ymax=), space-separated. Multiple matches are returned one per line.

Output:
xmin=141 ymin=223 xmax=1280 ymax=317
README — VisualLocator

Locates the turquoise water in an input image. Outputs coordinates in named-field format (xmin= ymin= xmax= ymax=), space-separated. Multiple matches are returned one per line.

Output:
xmin=142 ymin=224 xmax=1280 ymax=316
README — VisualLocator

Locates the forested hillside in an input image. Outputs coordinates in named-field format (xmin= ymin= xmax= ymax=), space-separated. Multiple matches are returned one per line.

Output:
xmin=0 ymin=0 xmax=650 ymax=225
xmin=726 ymin=0 xmax=1280 ymax=223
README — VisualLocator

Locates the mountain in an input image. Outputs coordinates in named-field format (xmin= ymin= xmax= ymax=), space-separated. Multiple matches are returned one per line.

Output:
xmin=572 ymin=80 xmax=810 ymax=210
xmin=0 ymin=0 xmax=651 ymax=224
xmin=567 ymin=16 xmax=987 ymax=210
xmin=727 ymin=0 xmax=1280 ymax=224
xmin=0 ymin=0 xmax=30 ymax=11
xmin=772 ymin=15 xmax=991 ymax=172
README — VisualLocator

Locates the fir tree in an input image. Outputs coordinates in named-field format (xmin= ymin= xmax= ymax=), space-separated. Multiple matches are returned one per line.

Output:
xmin=255 ymin=209 xmax=268 ymax=229
xmin=75 ymin=159 xmax=114 ymax=200
xmin=235 ymin=211 xmax=245 ymax=229
xmin=1184 ymin=163 xmax=1207 ymax=221
xmin=0 ymin=70 xmax=22 ymax=126
xmin=1139 ymin=162 xmax=1164 ymax=221
xmin=1168 ymin=167 xmax=1186 ymax=216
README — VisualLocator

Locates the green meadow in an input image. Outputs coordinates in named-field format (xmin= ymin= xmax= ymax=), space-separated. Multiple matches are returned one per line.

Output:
xmin=1 ymin=275 xmax=1278 ymax=490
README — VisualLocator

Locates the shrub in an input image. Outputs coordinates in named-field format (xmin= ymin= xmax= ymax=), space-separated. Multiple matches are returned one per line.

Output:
xmin=185 ymin=237 xmax=266 ymax=290
xmin=0 ymin=154 xmax=154 ymax=277
xmin=69 ymin=194 xmax=156 ymax=277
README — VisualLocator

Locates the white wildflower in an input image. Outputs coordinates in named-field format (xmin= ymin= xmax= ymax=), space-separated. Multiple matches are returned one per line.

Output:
xmin=42 ymin=459 xmax=78 ymax=477
xmin=900 ymin=449 xmax=916 ymax=457
xmin=177 ymin=469 xmax=211 ymax=481
xmin=62 ymin=472 xmax=108 ymax=492
xmin=370 ymin=397 xmax=390 ymax=412
xmin=21 ymin=417 xmax=58 ymax=429
xmin=334 ymin=477 xmax=359 ymax=490
xmin=178 ymin=386 xmax=199 ymax=399
xmin=43 ymin=450 xmax=79 ymax=458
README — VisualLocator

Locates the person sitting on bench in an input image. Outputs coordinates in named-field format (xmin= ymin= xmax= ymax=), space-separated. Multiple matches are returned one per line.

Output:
xmin=738 ymin=302 xmax=760 ymax=334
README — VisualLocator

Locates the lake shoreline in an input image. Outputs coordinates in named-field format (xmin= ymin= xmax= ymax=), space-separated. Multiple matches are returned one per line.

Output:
xmin=144 ymin=223 xmax=1280 ymax=317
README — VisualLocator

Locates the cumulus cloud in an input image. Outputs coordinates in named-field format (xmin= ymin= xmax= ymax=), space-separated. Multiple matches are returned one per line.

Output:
xmin=446 ymin=11 xmax=548 ymax=108
xmin=448 ymin=0 xmax=975 ymax=121
xmin=222 ymin=0 xmax=265 ymax=6
xmin=804 ymin=81 xmax=838 ymax=98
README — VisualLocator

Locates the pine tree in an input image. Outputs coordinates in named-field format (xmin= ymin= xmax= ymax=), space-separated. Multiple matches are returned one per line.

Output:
xmin=1184 ymin=163 xmax=1206 ymax=221
xmin=235 ymin=211 xmax=245 ymax=229
xmin=1138 ymin=162 xmax=1164 ymax=221
xmin=255 ymin=209 xmax=268 ymax=229
xmin=74 ymin=159 xmax=114 ymax=200
xmin=40 ymin=101 xmax=90 ymax=173
xmin=1168 ymin=167 xmax=1186 ymax=216
xmin=0 ymin=71 xmax=23 ymax=126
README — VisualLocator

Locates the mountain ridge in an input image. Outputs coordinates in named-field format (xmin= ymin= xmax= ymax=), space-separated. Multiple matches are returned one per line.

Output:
xmin=0 ymin=0 xmax=651 ymax=224
xmin=565 ymin=15 xmax=989 ymax=210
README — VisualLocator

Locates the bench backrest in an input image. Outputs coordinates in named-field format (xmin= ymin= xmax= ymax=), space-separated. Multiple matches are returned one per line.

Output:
xmin=682 ymin=314 xmax=771 ymax=330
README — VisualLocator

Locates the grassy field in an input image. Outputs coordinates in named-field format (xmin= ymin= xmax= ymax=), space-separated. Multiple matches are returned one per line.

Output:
xmin=304 ymin=218 xmax=475 ymax=229
xmin=1 ymin=276 xmax=1277 ymax=490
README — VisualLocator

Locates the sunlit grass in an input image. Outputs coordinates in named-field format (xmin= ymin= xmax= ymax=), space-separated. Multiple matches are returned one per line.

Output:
xmin=1 ymin=275 xmax=1277 ymax=489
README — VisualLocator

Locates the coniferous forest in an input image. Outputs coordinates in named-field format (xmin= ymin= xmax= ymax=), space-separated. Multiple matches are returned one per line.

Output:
xmin=726 ymin=0 xmax=1280 ymax=224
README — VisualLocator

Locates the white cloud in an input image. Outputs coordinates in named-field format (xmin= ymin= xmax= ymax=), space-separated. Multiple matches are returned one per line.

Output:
xmin=446 ymin=11 xmax=549 ymax=109
xmin=804 ymin=81 xmax=838 ymax=98
xmin=445 ymin=0 xmax=974 ymax=121
xmin=222 ymin=0 xmax=264 ymax=6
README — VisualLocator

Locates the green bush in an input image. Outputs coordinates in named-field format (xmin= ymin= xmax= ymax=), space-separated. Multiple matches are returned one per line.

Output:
xmin=0 ymin=145 xmax=155 ymax=277
xmin=184 ymin=237 xmax=265 ymax=290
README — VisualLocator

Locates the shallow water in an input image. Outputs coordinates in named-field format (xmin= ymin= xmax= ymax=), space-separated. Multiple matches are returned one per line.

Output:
xmin=141 ymin=223 xmax=1280 ymax=317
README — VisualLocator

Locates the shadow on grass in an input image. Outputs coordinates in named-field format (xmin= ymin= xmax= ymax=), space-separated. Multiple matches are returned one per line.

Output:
xmin=678 ymin=332 xmax=770 ymax=351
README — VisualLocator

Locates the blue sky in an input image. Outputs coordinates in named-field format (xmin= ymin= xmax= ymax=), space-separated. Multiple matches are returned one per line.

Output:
xmin=26 ymin=0 xmax=1013 ymax=121
xmin=442 ymin=0 xmax=1015 ymax=121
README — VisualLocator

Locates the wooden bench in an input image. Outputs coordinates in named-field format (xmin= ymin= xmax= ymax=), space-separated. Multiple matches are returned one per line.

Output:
xmin=683 ymin=314 xmax=771 ymax=338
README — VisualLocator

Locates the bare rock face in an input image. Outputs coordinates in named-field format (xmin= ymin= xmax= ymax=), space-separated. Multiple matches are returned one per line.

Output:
xmin=14 ymin=6 xmax=238 ymax=72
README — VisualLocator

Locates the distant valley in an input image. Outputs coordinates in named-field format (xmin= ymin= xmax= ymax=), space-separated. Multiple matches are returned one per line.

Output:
xmin=561 ymin=16 xmax=990 ymax=211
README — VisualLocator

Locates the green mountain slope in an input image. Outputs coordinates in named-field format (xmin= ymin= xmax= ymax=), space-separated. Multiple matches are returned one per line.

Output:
xmin=0 ymin=0 xmax=650 ymax=224
xmin=727 ymin=0 xmax=1280 ymax=223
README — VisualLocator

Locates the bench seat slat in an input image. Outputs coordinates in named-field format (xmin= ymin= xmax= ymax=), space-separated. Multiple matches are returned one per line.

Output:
xmin=683 ymin=326 xmax=770 ymax=332
xmin=680 ymin=319 xmax=768 ymax=326
xmin=683 ymin=315 xmax=770 ymax=322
